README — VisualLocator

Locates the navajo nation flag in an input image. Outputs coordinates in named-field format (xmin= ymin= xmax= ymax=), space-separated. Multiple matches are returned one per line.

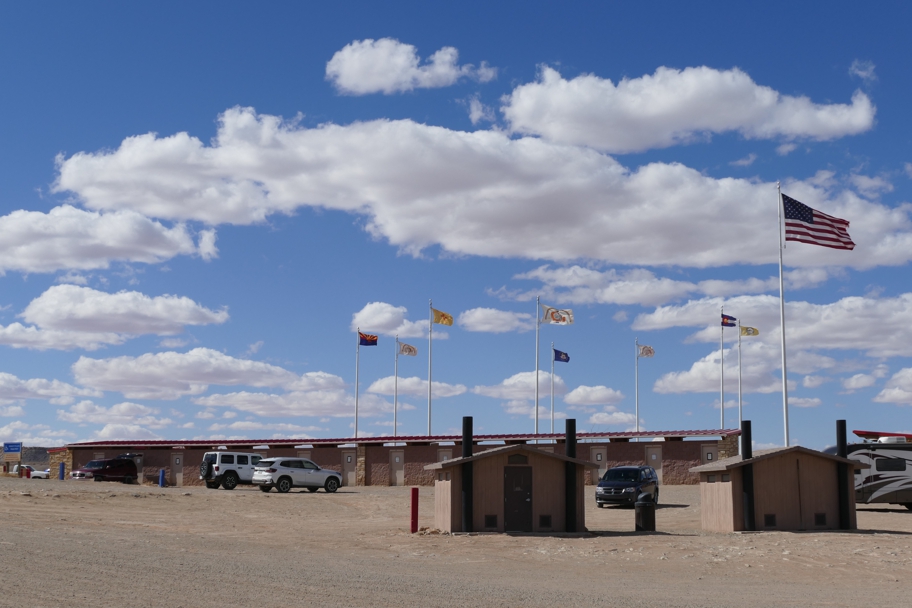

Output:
xmin=782 ymin=194 xmax=855 ymax=250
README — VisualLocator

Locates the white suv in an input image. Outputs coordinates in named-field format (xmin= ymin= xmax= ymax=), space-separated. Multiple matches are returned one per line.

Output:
xmin=253 ymin=458 xmax=342 ymax=493
xmin=199 ymin=451 xmax=262 ymax=490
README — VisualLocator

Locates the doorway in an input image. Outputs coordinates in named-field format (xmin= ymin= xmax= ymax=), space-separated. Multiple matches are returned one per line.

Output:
xmin=590 ymin=446 xmax=607 ymax=484
xmin=701 ymin=444 xmax=718 ymax=466
xmin=437 ymin=448 xmax=452 ymax=462
xmin=390 ymin=450 xmax=405 ymax=486
xmin=644 ymin=445 xmax=663 ymax=484
xmin=503 ymin=466 xmax=533 ymax=532
xmin=170 ymin=453 xmax=183 ymax=487
xmin=341 ymin=451 xmax=356 ymax=486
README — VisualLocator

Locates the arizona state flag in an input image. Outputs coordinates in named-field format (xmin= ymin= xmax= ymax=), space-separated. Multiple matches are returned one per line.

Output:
xmin=431 ymin=308 xmax=454 ymax=326
xmin=359 ymin=332 xmax=378 ymax=346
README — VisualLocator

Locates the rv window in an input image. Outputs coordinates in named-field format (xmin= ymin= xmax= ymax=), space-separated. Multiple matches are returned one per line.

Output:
xmin=875 ymin=458 xmax=906 ymax=472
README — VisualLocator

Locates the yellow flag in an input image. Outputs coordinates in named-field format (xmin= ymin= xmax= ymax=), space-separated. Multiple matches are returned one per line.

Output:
xmin=740 ymin=326 xmax=759 ymax=337
xmin=432 ymin=307 xmax=454 ymax=326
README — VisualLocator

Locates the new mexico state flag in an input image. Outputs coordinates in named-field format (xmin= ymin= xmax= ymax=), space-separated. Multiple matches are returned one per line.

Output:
xmin=432 ymin=308 xmax=453 ymax=326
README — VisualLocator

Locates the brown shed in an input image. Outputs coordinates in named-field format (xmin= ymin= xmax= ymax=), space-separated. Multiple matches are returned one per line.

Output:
xmin=425 ymin=444 xmax=597 ymax=534
xmin=690 ymin=446 xmax=867 ymax=533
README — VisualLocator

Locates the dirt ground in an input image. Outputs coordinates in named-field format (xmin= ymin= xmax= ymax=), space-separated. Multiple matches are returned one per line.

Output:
xmin=1 ymin=477 xmax=910 ymax=608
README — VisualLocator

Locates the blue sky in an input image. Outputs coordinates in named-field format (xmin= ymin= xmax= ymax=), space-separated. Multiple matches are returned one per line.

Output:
xmin=2 ymin=2 xmax=911 ymax=450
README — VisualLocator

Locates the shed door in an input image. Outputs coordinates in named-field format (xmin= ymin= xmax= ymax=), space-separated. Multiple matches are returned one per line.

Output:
xmin=342 ymin=451 xmax=356 ymax=486
xmin=701 ymin=445 xmax=718 ymax=465
xmin=504 ymin=466 xmax=533 ymax=532
xmin=645 ymin=445 xmax=663 ymax=484
xmin=437 ymin=449 xmax=452 ymax=462
xmin=590 ymin=446 xmax=607 ymax=484
xmin=170 ymin=453 xmax=183 ymax=487
xmin=390 ymin=450 xmax=405 ymax=486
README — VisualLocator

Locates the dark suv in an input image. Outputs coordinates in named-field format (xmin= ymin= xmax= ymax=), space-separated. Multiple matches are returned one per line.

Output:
xmin=70 ymin=455 xmax=138 ymax=484
xmin=595 ymin=465 xmax=659 ymax=507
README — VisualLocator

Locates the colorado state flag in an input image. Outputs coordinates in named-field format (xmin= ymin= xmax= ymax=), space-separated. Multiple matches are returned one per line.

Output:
xmin=721 ymin=314 xmax=737 ymax=327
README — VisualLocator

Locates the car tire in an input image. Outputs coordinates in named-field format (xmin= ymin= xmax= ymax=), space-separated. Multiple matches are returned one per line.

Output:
xmin=259 ymin=485 xmax=272 ymax=493
xmin=276 ymin=477 xmax=292 ymax=493
xmin=654 ymin=490 xmax=659 ymax=505
xmin=597 ymin=503 xmax=604 ymax=508
xmin=123 ymin=476 xmax=133 ymax=485
xmin=221 ymin=472 xmax=239 ymax=490
xmin=324 ymin=477 xmax=340 ymax=493
xmin=94 ymin=476 xmax=104 ymax=482
xmin=205 ymin=481 xmax=220 ymax=489
xmin=199 ymin=461 xmax=212 ymax=479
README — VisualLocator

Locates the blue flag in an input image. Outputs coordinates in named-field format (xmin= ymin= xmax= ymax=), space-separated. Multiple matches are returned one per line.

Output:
xmin=554 ymin=348 xmax=570 ymax=363
xmin=721 ymin=314 xmax=736 ymax=327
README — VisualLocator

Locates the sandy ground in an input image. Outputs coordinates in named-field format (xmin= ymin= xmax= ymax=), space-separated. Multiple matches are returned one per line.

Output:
xmin=1 ymin=477 xmax=910 ymax=608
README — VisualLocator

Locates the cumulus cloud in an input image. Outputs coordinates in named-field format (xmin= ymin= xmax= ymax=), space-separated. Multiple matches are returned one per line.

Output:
xmin=564 ymin=385 xmax=624 ymax=406
xmin=351 ymin=302 xmax=436 ymax=339
xmin=502 ymin=66 xmax=875 ymax=153
xmin=874 ymin=368 xmax=912 ymax=405
xmin=57 ymin=400 xmax=173 ymax=428
xmin=730 ymin=153 xmax=757 ymax=167
xmin=842 ymin=373 xmax=877 ymax=391
xmin=207 ymin=421 xmax=322 ymax=434
xmin=54 ymin=107 xmax=912 ymax=270
xmin=467 ymin=95 xmax=495 ymax=125
xmin=72 ymin=347 xmax=304 ymax=399
xmin=0 ymin=372 xmax=100 ymax=406
xmin=849 ymin=60 xmax=877 ymax=83
xmin=89 ymin=424 xmax=163 ymax=441
xmin=0 ymin=205 xmax=209 ymax=274
xmin=790 ymin=397 xmax=822 ymax=408
xmin=653 ymin=343 xmax=789 ymax=395
xmin=0 ymin=405 xmax=24 ymax=417
xmin=588 ymin=410 xmax=638 ymax=427
xmin=326 ymin=38 xmax=496 ymax=95
xmin=473 ymin=371 xmax=566 ymax=400
xmin=367 ymin=376 xmax=466 ymax=398
xmin=0 ymin=420 xmax=75 ymax=445
xmin=194 ymin=389 xmax=391 ymax=418
xmin=458 ymin=308 xmax=534 ymax=333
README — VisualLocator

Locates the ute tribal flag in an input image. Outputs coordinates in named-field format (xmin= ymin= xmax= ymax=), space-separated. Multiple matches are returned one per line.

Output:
xmin=399 ymin=342 xmax=417 ymax=356
xmin=553 ymin=348 xmax=570 ymax=362
xmin=782 ymin=194 xmax=855 ymax=250
xmin=722 ymin=314 xmax=737 ymax=327
xmin=637 ymin=344 xmax=655 ymax=358
xmin=359 ymin=332 xmax=378 ymax=346
xmin=431 ymin=308 xmax=453 ymax=326
xmin=740 ymin=326 xmax=759 ymax=336
xmin=540 ymin=303 xmax=574 ymax=325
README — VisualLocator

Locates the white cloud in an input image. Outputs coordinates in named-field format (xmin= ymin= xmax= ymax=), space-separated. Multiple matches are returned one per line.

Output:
xmin=367 ymin=376 xmax=466 ymax=398
xmin=502 ymin=66 xmax=875 ymax=153
xmin=207 ymin=421 xmax=322 ymax=434
xmin=72 ymin=347 xmax=303 ymax=399
xmin=57 ymin=400 xmax=173 ymax=428
xmin=874 ymin=368 xmax=912 ymax=405
xmin=473 ymin=371 xmax=566 ymax=400
xmin=54 ymin=107 xmax=912 ymax=270
xmin=588 ymin=410 xmax=638 ymax=427
xmin=802 ymin=375 xmax=827 ymax=388
xmin=194 ymin=389 xmax=391 ymax=418
xmin=326 ymin=38 xmax=496 ymax=95
xmin=564 ymin=385 xmax=624 ymax=406
xmin=467 ymin=95 xmax=495 ymax=125
xmin=246 ymin=341 xmax=264 ymax=355
xmin=842 ymin=373 xmax=876 ymax=391
xmin=850 ymin=174 xmax=893 ymax=198
xmin=0 ymin=372 xmax=100 ymax=406
xmin=790 ymin=397 xmax=822 ymax=408
xmin=776 ymin=142 xmax=798 ymax=156
xmin=351 ymin=302 xmax=436 ymax=339
xmin=89 ymin=424 xmax=162 ymax=441
xmin=0 ymin=420 xmax=75 ymax=445
xmin=0 ymin=205 xmax=208 ymax=274
xmin=730 ymin=153 xmax=757 ymax=167
xmin=849 ymin=60 xmax=877 ymax=83
xmin=458 ymin=308 xmax=534 ymax=333
xmin=0 ymin=405 xmax=24 ymax=417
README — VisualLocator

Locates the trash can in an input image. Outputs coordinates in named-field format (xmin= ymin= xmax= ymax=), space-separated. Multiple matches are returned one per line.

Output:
xmin=635 ymin=492 xmax=656 ymax=532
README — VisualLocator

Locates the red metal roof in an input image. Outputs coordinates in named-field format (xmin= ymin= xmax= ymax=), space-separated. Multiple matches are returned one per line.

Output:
xmin=853 ymin=429 xmax=912 ymax=441
xmin=64 ymin=428 xmax=739 ymax=449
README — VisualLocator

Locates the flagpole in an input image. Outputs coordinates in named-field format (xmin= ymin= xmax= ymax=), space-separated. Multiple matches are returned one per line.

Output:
xmin=635 ymin=338 xmax=640 ymax=440
xmin=777 ymin=182 xmax=791 ymax=446
xmin=355 ymin=327 xmax=360 ymax=439
xmin=738 ymin=320 xmax=743 ymax=453
xmin=535 ymin=295 xmax=540 ymax=437
xmin=427 ymin=299 xmax=432 ymax=437
xmin=550 ymin=342 xmax=554 ymax=435
xmin=720 ymin=306 xmax=724 ymax=430
xmin=394 ymin=334 xmax=399 ymax=439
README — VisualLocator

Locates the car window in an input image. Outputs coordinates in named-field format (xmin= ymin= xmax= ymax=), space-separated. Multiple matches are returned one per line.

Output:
xmin=251 ymin=456 xmax=261 ymax=465
xmin=203 ymin=453 xmax=217 ymax=464
xmin=279 ymin=461 xmax=295 ymax=468
xmin=602 ymin=469 xmax=638 ymax=482
xmin=302 ymin=460 xmax=319 ymax=470
xmin=237 ymin=455 xmax=249 ymax=465
xmin=256 ymin=459 xmax=275 ymax=469
xmin=85 ymin=460 xmax=105 ymax=469
xmin=639 ymin=470 xmax=647 ymax=481
xmin=221 ymin=455 xmax=235 ymax=464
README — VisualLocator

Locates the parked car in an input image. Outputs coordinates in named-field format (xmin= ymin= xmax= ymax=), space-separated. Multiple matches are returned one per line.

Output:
xmin=199 ymin=451 xmax=263 ymax=490
xmin=595 ymin=465 xmax=659 ymax=507
xmin=252 ymin=458 xmax=341 ymax=493
xmin=70 ymin=456 xmax=138 ymax=484
xmin=14 ymin=464 xmax=50 ymax=479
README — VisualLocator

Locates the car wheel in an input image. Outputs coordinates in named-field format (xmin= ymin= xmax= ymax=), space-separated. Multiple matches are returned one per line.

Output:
xmin=94 ymin=476 xmax=104 ymax=482
xmin=324 ymin=477 xmax=340 ymax=493
xmin=199 ymin=461 xmax=212 ymax=479
xmin=221 ymin=472 xmax=239 ymax=490
xmin=205 ymin=481 xmax=220 ymax=489
xmin=259 ymin=485 xmax=272 ymax=493
xmin=654 ymin=490 xmax=659 ymax=505
xmin=276 ymin=477 xmax=292 ymax=493
xmin=597 ymin=503 xmax=604 ymax=509
xmin=123 ymin=476 xmax=133 ymax=485
xmin=307 ymin=487 xmax=319 ymax=493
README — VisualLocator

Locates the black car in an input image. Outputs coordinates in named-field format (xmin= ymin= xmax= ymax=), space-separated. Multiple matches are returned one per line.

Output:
xmin=595 ymin=465 xmax=659 ymax=507
xmin=70 ymin=454 xmax=139 ymax=483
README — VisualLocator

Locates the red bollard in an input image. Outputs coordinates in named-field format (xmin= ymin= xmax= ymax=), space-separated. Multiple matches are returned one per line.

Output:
xmin=410 ymin=487 xmax=419 ymax=533
xmin=25 ymin=467 xmax=31 ymax=479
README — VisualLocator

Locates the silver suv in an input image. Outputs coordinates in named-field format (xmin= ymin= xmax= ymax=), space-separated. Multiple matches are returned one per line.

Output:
xmin=253 ymin=458 xmax=342 ymax=493
xmin=199 ymin=451 xmax=262 ymax=490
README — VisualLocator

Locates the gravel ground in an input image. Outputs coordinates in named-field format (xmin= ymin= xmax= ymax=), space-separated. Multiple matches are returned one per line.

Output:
xmin=1 ymin=477 xmax=910 ymax=607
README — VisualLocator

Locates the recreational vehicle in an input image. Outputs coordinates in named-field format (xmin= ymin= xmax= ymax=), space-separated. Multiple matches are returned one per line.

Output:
xmin=826 ymin=431 xmax=912 ymax=510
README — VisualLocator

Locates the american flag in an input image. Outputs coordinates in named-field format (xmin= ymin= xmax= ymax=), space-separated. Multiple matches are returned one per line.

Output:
xmin=782 ymin=194 xmax=855 ymax=250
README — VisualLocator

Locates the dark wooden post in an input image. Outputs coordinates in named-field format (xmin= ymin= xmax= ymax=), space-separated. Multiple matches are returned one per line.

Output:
xmin=565 ymin=418 xmax=577 ymax=532
xmin=836 ymin=419 xmax=851 ymax=530
xmin=741 ymin=420 xmax=755 ymax=531
xmin=461 ymin=416 xmax=473 ymax=533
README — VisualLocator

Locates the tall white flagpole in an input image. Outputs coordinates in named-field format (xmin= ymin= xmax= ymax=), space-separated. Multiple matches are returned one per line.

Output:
xmin=535 ymin=295 xmax=540 ymax=437
xmin=777 ymin=182 xmax=791 ymax=446
xmin=738 ymin=319 xmax=743 ymax=451
xmin=355 ymin=327 xmax=361 ymax=439
xmin=720 ymin=306 xmax=725 ymax=430
xmin=635 ymin=338 xmax=640 ymax=440
xmin=427 ymin=299 xmax=432 ymax=437
xmin=394 ymin=334 xmax=399 ymax=438
xmin=550 ymin=342 xmax=554 ymax=435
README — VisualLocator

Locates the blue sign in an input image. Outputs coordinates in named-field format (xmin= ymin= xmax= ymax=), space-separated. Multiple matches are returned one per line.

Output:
xmin=3 ymin=442 xmax=22 ymax=453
